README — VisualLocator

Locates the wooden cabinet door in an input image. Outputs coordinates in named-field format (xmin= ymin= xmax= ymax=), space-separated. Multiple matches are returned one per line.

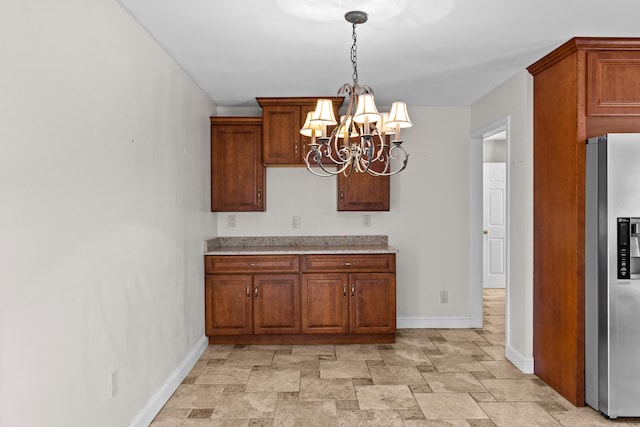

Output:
xmin=252 ymin=274 xmax=300 ymax=334
xmin=301 ymin=273 xmax=349 ymax=334
xmin=587 ymin=50 xmax=640 ymax=117
xmin=337 ymin=150 xmax=390 ymax=211
xmin=257 ymin=97 xmax=344 ymax=166
xmin=349 ymin=273 xmax=396 ymax=334
xmin=261 ymin=105 xmax=303 ymax=165
xmin=210 ymin=117 xmax=265 ymax=212
xmin=205 ymin=275 xmax=252 ymax=336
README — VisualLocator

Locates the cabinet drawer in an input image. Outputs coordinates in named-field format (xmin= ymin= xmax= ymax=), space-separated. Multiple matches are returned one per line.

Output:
xmin=301 ymin=254 xmax=395 ymax=273
xmin=205 ymin=255 xmax=299 ymax=274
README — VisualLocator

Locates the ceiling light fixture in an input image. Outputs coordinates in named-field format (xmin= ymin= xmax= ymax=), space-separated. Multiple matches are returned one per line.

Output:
xmin=301 ymin=10 xmax=412 ymax=177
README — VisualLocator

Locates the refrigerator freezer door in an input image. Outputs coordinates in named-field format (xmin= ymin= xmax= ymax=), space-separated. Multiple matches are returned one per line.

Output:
xmin=606 ymin=134 xmax=640 ymax=417
xmin=586 ymin=133 xmax=640 ymax=418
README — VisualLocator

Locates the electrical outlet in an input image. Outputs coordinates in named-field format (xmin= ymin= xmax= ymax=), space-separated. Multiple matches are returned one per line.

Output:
xmin=109 ymin=370 xmax=119 ymax=399
xmin=362 ymin=215 xmax=371 ymax=227
xmin=440 ymin=291 xmax=448 ymax=303
xmin=228 ymin=215 xmax=236 ymax=228
xmin=293 ymin=216 xmax=301 ymax=229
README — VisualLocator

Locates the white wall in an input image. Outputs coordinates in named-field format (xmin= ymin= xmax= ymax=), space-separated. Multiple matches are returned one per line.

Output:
xmin=0 ymin=0 xmax=216 ymax=426
xmin=470 ymin=70 xmax=534 ymax=371
xmin=216 ymin=106 xmax=474 ymax=326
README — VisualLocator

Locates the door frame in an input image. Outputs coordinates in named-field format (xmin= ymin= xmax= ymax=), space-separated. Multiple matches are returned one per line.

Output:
xmin=469 ymin=117 xmax=510 ymax=337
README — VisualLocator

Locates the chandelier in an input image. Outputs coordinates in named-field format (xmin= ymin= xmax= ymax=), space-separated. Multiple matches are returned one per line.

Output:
xmin=301 ymin=10 xmax=412 ymax=177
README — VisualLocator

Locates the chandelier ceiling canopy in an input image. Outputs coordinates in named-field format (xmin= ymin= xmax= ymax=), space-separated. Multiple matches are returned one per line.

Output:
xmin=302 ymin=10 xmax=412 ymax=177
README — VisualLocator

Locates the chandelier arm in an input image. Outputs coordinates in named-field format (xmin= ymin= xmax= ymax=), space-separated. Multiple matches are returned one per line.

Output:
xmin=305 ymin=152 xmax=340 ymax=177
xmin=365 ymin=145 xmax=409 ymax=176
xmin=367 ymin=132 xmax=388 ymax=163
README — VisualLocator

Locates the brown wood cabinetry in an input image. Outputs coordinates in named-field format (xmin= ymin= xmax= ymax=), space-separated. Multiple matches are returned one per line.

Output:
xmin=527 ymin=37 xmax=640 ymax=406
xmin=210 ymin=117 xmax=265 ymax=212
xmin=205 ymin=252 xmax=396 ymax=344
xmin=256 ymin=97 xmax=343 ymax=166
xmin=300 ymin=254 xmax=396 ymax=335
xmin=205 ymin=255 xmax=300 ymax=338
xmin=337 ymin=166 xmax=390 ymax=211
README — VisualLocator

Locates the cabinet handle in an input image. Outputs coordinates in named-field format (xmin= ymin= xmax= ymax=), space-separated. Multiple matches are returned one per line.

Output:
xmin=255 ymin=285 xmax=259 ymax=299
xmin=351 ymin=283 xmax=355 ymax=297
xmin=342 ymin=261 xmax=356 ymax=266
xmin=257 ymin=189 xmax=262 ymax=202
xmin=246 ymin=262 xmax=258 ymax=267
xmin=246 ymin=284 xmax=250 ymax=299
xmin=343 ymin=284 xmax=347 ymax=297
xmin=295 ymin=141 xmax=298 ymax=155
xmin=339 ymin=188 xmax=344 ymax=200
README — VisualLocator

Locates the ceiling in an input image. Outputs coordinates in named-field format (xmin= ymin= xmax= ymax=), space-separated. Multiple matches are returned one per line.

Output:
xmin=118 ymin=0 xmax=640 ymax=108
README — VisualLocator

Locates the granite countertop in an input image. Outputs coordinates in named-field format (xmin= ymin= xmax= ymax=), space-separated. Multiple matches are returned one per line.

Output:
xmin=204 ymin=235 xmax=397 ymax=255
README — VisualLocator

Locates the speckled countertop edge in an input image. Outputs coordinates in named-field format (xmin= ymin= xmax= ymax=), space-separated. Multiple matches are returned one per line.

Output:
xmin=204 ymin=235 xmax=397 ymax=255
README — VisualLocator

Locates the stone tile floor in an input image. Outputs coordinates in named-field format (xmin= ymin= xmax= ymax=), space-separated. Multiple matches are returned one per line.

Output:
xmin=151 ymin=289 xmax=639 ymax=426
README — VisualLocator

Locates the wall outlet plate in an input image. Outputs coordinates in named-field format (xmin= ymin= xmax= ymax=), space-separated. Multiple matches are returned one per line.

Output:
xmin=440 ymin=291 xmax=448 ymax=303
xmin=293 ymin=216 xmax=301 ymax=229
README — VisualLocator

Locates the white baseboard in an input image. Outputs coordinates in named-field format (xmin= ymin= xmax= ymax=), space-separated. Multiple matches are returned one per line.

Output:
xmin=397 ymin=316 xmax=474 ymax=329
xmin=506 ymin=343 xmax=534 ymax=374
xmin=128 ymin=335 xmax=208 ymax=427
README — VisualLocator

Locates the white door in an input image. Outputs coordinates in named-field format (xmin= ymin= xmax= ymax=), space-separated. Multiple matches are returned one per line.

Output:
xmin=483 ymin=162 xmax=506 ymax=288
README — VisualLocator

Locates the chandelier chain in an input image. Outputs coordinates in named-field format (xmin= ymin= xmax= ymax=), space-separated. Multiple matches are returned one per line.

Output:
xmin=351 ymin=23 xmax=358 ymax=88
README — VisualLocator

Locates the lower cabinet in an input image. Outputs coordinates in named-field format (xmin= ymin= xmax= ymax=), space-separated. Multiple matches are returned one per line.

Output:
xmin=300 ymin=273 xmax=396 ymax=335
xmin=205 ymin=274 xmax=300 ymax=336
xmin=205 ymin=253 xmax=396 ymax=344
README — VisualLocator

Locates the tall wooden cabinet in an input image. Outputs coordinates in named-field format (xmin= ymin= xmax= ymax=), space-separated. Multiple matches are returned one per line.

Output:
xmin=527 ymin=38 xmax=640 ymax=406
xmin=210 ymin=117 xmax=265 ymax=212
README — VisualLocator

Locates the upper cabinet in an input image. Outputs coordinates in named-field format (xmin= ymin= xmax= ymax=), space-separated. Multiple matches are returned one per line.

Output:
xmin=527 ymin=37 xmax=640 ymax=407
xmin=586 ymin=49 xmax=640 ymax=117
xmin=210 ymin=117 xmax=265 ymax=212
xmin=257 ymin=97 xmax=343 ymax=166
xmin=338 ymin=161 xmax=390 ymax=211
xmin=210 ymin=97 xmax=393 ymax=212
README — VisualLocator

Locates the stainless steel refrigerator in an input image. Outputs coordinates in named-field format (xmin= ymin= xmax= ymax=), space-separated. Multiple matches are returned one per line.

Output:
xmin=585 ymin=133 xmax=640 ymax=418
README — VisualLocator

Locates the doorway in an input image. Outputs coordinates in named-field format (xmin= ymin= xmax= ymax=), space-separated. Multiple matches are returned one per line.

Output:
xmin=483 ymin=130 xmax=507 ymax=289
xmin=470 ymin=119 xmax=509 ymax=336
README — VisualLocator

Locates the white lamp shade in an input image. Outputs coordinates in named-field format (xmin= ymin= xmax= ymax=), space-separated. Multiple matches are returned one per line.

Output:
xmin=310 ymin=99 xmax=337 ymax=125
xmin=337 ymin=115 xmax=359 ymax=138
xmin=353 ymin=94 xmax=381 ymax=124
xmin=386 ymin=102 xmax=412 ymax=128
xmin=376 ymin=113 xmax=395 ymax=135
xmin=300 ymin=111 xmax=323 ymax=136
